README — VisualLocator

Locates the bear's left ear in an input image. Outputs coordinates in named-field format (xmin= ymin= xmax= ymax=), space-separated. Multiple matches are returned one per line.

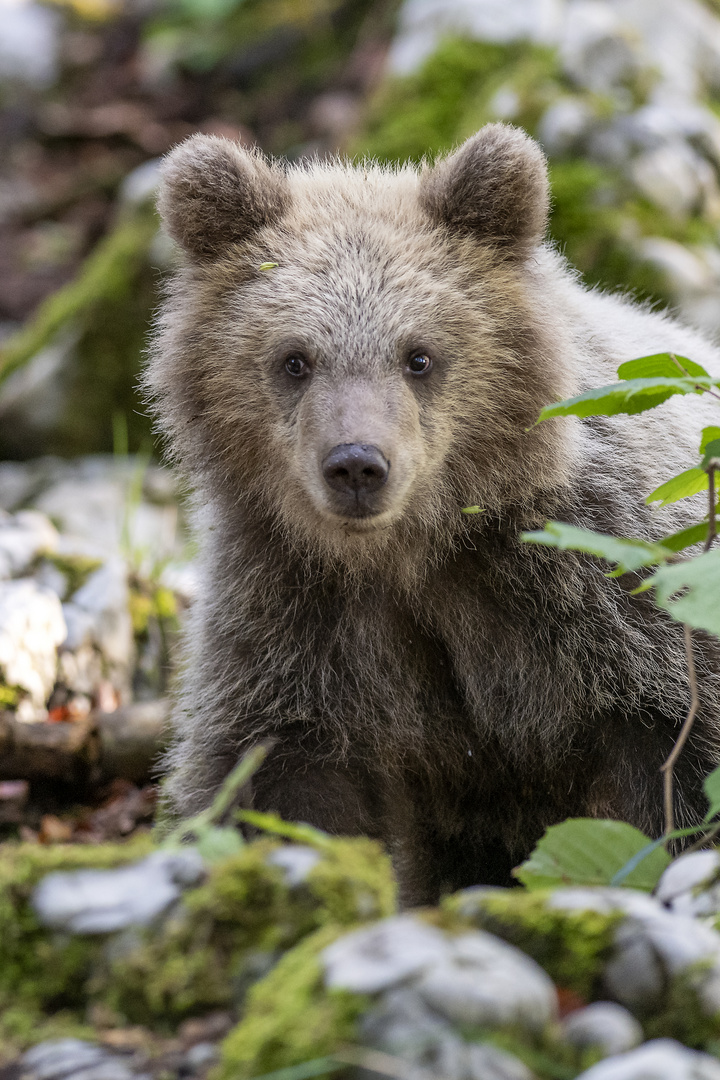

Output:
xmin=419 ymin=124 xmax=549 ymax=256
xmin=157 ymin=135 xmax=289 ymax=262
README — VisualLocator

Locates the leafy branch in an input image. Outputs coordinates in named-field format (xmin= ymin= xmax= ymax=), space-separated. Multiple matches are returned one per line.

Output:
xmin=523 ymin=352 xmax=720 ymax=841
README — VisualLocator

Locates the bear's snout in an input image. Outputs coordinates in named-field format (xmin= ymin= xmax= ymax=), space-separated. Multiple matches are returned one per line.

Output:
xmin=322 ymin=443 xmax=390 ymax=513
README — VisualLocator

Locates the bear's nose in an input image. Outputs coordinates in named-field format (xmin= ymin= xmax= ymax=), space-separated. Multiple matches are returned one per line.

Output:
xmin=322 ymin=443 xmax=389 ymax=496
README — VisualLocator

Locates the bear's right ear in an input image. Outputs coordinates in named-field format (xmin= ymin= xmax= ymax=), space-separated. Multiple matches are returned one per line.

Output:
xmin=157 ymin=135 xmax=289 ymax=262
xmin=419 ymin=124 xmax=549 ymax=256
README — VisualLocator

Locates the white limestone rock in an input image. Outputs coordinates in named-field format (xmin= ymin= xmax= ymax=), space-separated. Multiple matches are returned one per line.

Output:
xmin=656 ymin=849 xmax=720 ymax=918
xmin=323 ymin=915 xmax=449 ymax=994
xmin=576 ymin=1038 xmax=720 ymax=1079
xmin=0 ymin=509 xmax=58 ymax=580
xmin=32 ymin=849 xmax=205 ymax=935
xmin=415 ymin=930 xmax=558 ymax=1031
xmin=562 ymin=1001 xmax=644 ymax=1056
xmin=0 ymin=578 xmax=65 ymax=718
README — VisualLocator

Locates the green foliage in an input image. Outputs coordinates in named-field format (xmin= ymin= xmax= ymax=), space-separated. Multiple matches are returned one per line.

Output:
xmin=646 ymin=469 xmax=709 ymax=509
xmin=218 ymin=925 xmax=367 ymax=1080
xmin=647 ymin=548 xmax=720 ymax=636
xmin=704 ymin=765 xmax=720 ymax=822
xmin=535 ymin=353 xmax=715 ymax=425
xmin=521 ymin=522 xmax=673 ymax=574
xmin=514 ymin=819 xmax=670 ymax=892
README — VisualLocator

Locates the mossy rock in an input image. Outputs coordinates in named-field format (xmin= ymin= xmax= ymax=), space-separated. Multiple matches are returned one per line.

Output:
xmin=0 ymin=831 xmax=395 ymax=1055
xmin=217 ymin=924 xmax=369 ymax=1080
xmin=442 ymin=887 xmax=621 ymax=1002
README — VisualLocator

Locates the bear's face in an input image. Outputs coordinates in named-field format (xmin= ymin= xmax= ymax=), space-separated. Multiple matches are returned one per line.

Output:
xmin=152 ymin=126 xmax=571 ymax=566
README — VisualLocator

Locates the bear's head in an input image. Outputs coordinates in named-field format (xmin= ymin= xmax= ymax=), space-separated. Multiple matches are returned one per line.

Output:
xmin=150 ymin=125 xmax=574 ymax=571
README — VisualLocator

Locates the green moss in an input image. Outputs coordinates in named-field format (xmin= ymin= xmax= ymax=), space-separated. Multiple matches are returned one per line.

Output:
xmin=353 ymin=33 xmax=716 ymax=307
xmin=96 ymin=835 xmax=393 ymax=1026
xmin=98 ymin=840 xmax=316 ymax=1025
xmin=305 ymin=837 xmax=396 ymax=925
xmin=0 ymin=209 xmax=157 ymax=389
xmin=0 ymin=684 xmax=20 ymax=709
xmin=0 ymin=838 xmax=153 ymax=1041
xmin=357 ymin=37 xmax=561 ymax=165
xmin=217 ymin=924 xmax=367 ymax=1080
xmin=443 ymin=888 xmax=621 ymax=1001
xmin=33 ymin=552 xmax=103 ymax=599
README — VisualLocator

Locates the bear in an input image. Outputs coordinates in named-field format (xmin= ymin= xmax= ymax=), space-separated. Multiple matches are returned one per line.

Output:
xmin=148 ymin=123 xmax=720 ymax=907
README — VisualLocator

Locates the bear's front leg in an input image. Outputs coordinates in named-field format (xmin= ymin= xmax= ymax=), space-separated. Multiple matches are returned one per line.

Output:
xmin=250 ymin=742 xmax=382 ymax=838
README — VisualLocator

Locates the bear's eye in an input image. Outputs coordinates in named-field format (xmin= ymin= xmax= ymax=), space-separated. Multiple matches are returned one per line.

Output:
xmin=406 ymin=352 xmax=432 ymax=376
xmin=285 ymin=353 xmax=309 ymax=378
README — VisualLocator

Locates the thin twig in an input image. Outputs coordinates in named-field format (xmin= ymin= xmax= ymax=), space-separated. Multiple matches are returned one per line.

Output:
xmin=706 ymin=464 xmax=717 ymax=553
xmin=662 ymin=623 xmax=701 ymax=840
xmin=683 ymin=820 xmax=720 ymax=856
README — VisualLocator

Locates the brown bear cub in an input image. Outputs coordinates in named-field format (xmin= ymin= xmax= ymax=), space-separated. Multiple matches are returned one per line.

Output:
xmin=149 ymin=124 xmax=720 ymax=906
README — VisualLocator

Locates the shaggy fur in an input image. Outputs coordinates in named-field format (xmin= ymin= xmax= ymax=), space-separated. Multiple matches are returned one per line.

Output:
xmin=148 ymin=124 xmax=720 ymax=907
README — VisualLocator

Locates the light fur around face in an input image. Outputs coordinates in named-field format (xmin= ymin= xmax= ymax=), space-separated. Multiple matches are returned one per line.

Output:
xmin=148 ymin=125 xmax=720 ymax=907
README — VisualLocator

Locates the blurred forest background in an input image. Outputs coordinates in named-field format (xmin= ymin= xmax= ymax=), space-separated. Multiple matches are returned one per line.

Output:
xmin=3 ymin=0 xmax=720 ymax=837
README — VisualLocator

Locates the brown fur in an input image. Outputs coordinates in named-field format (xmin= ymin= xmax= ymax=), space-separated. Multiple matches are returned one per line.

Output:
xmin=148 ymin=125 xmax=720 ymax=907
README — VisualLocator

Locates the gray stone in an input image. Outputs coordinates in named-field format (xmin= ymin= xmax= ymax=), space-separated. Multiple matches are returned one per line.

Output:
xmin=655 ymin=849 xmax=720 ymax=916
xmin=183 ymin=1042 xmax=219 ymax=1072
xmin=32 ymin=849 xmax=205 ymax=934
xmin=0 ymin=510 xmax=58 ymax=579
xmin=322 ymin=915 xmax=449 ymax=994
xmin=559 ymin=2 xmax=638 ymax=94
xmin=387 ymin=0 xmax=563 ymax=74
xmin=550 ymin=887 xmax=720 ymax=1014
xmin=415 ymin=930 xmax=557 ymax=1031
xmin=21 ymin=1039 xmax=107 ymax=1079
xmin=64 ymin=559 xmax=134 ymax=672
xmin=562 ymin=1002 xmax=644 ymax=1056
xmin=467 ymin=1043 xmax=535 ymax=1080
xmin=575 ymin=1038 xmax=720 ymax=1079
xmin=361 ymin=986 xmax=459 ymax=1060
xmin=538 ymin=97 xmax=594 ymax=154
xmin=267 ymin=845 xmax=322 ymax=886
xmin=631 ymin=142 xmax=716 ymax=217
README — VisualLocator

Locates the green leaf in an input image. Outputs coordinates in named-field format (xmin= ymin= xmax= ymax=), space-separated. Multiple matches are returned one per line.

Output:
xmin=645 ymin=468 xmax=708 ymax=508
xmin=704 ymin=766 xmax=720 ymax=822
xmin=617 ymin=353 xmax=709 ymax=380
xmin=237 ymin=809 xmax=334 ymax=849
xmin=701 ymin=440 xmax=720 ymax=470
xmin=521 ymin=521 xmax=673 ymax=573
xmin=536 ymin=376 xmax=714 ymax=424
xmin=514 ymin=818 xmax=670 ymax=891
xmin=461 ymin=505 xmax=485 ymax=514
xmin=647 ymin=547 xmax=720 ymax=636
xmin=251 ymin=1059 xmax=341 ymax=1080
xmin=701 ymin=427 xmax=720 ymax=453
xmin=658 ymin=520 xmax=710 ymax=553
xmin=196 ymin=826 xmax=244 ymax=862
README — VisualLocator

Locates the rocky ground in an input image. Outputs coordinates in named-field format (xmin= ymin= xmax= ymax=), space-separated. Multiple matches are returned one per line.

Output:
xmin=0 ymin=454 xmax=191 ymax=839
xmin=4 ymin=829 xmax=720 ymax=1079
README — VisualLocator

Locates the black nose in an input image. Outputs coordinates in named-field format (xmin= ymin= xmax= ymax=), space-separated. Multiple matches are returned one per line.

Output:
xmin=322 ymin=443 xmax=390 ymax=496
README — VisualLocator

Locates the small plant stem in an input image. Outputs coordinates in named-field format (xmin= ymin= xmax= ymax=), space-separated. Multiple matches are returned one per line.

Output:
xmin=662 ymin=623 xmax=700 ymax=841
xmin=683 ymin=820 xmax=720 ymax=855
xmin=669 ymin=352 xmax=720 ymax=402
xmin=706 ymin=465 xmax=717 ymax=552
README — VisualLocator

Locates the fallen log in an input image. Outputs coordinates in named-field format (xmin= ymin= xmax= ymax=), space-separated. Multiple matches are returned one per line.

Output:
xmin=0 ymin=699 xmax=170 ymax=784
